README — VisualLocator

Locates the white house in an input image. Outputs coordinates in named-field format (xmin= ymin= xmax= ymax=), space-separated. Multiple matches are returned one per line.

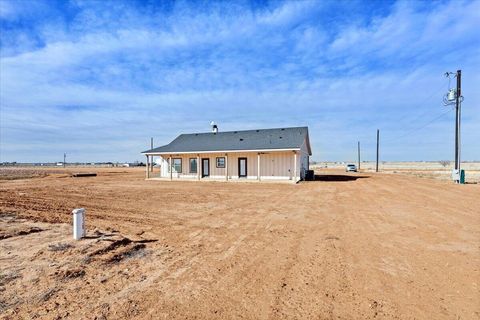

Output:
xmin=142 ymin=126 xmax=312 ymax=183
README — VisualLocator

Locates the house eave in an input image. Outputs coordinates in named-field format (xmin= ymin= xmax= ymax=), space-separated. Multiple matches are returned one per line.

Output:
xmin=142 ymin=147 xmax=301 ymax=155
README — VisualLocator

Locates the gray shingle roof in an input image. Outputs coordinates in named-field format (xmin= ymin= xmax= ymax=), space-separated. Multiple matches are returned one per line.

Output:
xmin=142 ymin=126 xmax=311 ymax=155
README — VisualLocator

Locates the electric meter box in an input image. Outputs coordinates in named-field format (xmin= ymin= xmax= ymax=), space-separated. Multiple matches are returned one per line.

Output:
xmin=451 ymin=169 xmax=460 ymax=181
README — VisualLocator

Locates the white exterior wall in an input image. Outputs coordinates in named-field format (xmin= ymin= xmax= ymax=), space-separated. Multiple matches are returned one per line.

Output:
xmin=154 ymin=151 xmax=300 ymax=181
xmin=298 ymin=137 xmax=310 ymax=180
xmin=260 ymin=152 xmax=294 ymax=180
xmin=159 ymin=155 xmax=199 ymax=179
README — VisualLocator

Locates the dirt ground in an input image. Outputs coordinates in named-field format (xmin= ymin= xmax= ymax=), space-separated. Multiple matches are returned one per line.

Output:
xmin=0 ymin=167 xmax=479 ymax=319
xmin=314 ymin=161 xmax=480 ymax=183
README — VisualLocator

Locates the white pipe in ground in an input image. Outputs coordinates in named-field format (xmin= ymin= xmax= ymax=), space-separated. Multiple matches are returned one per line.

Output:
xmin=72 ymin=208 xmax=85 ymax=240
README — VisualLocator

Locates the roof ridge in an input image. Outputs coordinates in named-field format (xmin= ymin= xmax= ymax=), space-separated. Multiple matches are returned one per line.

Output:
xmin=182 ymin=126 xmax=307 ymax=135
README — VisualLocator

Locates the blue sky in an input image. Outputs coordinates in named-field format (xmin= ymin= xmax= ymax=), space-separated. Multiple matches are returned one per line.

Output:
xmin=1 ymin=0 xmax=479 ymax=163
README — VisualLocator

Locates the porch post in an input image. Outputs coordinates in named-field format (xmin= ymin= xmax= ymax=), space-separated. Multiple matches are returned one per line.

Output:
xmin=225 ymin=154 xmax=228 ymax=181
xmin=197 ymin=155 xmax=200 ymax=180
xmin=293 ymin=151 xmax=297 ymax=182
xmin=257 ymin=153 xmax=261 ymax=181
xmin=169 ymin=155 xmax=172 ymax=181
xmin=145 ymin=155 xmax=149 ymax=179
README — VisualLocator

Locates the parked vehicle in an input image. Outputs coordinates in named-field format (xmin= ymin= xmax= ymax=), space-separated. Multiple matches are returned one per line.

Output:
xmin=346 ymin=164 xmax=357 ymax=172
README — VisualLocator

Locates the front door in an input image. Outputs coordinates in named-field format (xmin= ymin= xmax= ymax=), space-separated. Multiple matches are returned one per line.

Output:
xmin=238 ymin=158 xmax=247 ymax=178
xmin=202 ymin=158 xmax=210 ymax=177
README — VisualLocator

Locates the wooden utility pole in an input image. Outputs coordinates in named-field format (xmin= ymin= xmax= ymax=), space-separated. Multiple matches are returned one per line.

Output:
xmin=357 ymin=141 xmax=361 ymax=171
xmin=376 ymin=130 xmax=379 ymax=172
xmin=63 ymin=153 xmax=66 ymax=168
xmin=454 ymin=70 xmax=461 ymax=173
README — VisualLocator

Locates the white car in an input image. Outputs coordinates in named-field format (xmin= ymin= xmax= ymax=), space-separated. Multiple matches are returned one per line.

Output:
xmin=346 ymin=164 xmax=357 ymax=172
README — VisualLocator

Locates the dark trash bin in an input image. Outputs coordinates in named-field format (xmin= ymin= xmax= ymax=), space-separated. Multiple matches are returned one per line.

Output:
xmin=305 ymin=170 xmax=315 ymax=181
xmin=460 ymin=169 xmax=465 ymax=184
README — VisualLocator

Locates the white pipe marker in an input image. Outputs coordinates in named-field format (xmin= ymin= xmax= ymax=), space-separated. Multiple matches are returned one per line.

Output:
xmin=72 ymin=208 xmax=85 ymax=240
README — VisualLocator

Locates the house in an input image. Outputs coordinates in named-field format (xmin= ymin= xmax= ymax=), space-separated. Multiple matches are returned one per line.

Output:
xmin=141 ymin=126 xmax=312 ymax=183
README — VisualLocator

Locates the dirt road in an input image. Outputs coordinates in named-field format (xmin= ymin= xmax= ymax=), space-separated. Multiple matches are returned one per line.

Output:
xmin=1 ymin=168 xmax=479 ymax=319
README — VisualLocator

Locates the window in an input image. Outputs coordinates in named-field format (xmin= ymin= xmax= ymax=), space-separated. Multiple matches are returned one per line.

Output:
xmin=189 ymin=158 xmax=197 ymax=173
xmin=216 ymin=157 xmax=225 ymax=168
xmin=172 ymin=158 xmax=182 ymax=173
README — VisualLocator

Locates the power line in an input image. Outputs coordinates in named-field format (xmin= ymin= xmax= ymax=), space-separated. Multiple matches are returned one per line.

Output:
xmin=354 ymin=80 xmax=445 ymax=130
xmin=383 ymin=106 xmax=455 ymax=143
xmin=392 ymin=80 xmax=448 ymax=125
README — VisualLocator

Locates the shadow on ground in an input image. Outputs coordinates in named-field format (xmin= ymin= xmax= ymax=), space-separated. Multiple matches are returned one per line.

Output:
xmin=313 ymin=174 xmax=370 ymax=182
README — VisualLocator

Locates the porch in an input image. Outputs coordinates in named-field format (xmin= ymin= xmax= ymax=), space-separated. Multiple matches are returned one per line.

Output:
xmin=146 ymin=177 xmax=296 ymax=184
xmin=144 ymin=150 xmax=302 ymax=183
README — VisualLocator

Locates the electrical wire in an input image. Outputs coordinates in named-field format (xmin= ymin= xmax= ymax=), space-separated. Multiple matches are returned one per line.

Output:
xmin=392 ymin=80 xmax=448 ymax=125
xmin=380 ymin=76 xmax=453 ymax=143
xmin=332 ymin=79 xmax=448 ymax=138
xmin=383 ymin=106 xmax=455 ymax=143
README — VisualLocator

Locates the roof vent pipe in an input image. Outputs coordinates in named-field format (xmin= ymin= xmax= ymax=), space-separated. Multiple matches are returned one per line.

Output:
xmin=210 ymin=121 xmax=218 ymax=134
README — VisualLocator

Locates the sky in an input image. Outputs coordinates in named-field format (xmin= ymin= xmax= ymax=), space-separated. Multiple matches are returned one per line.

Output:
xmin=0 ymin=0 xmax=479 ymax=163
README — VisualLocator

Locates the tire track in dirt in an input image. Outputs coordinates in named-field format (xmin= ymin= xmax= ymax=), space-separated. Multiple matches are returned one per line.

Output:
xmin=1 ymin=168 xmax=479 ymax=319
xmin=262 ymin=185 xmax=374 ymax=319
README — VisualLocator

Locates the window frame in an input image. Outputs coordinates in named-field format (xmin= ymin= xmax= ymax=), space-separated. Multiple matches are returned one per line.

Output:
xmin=216 ymin=157 xmax=226 ymax=168
xmin=172 ymin=158 xmax=182 ymax=173
xmin=189 ymin=158 xmax=197 ymax=173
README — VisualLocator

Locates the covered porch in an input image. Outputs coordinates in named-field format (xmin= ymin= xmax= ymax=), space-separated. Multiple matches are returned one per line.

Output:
xmin=144 ymin=150 xmax=301 ymax=183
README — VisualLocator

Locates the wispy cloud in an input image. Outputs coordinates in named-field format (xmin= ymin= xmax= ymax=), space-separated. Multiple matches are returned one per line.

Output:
xmin=1 ymin=0 xmax=479 ymax=162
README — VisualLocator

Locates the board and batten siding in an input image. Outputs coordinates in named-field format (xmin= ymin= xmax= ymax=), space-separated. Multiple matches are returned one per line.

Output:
xmin=156 ymin=151 xmax=301 ymax=180
xmin=298 ymin=137 xmax=310 ymax=179
xmin=259 ymin=152 xmax=294 ymax=180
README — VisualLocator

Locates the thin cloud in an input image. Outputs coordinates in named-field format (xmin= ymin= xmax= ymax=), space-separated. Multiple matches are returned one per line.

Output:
xmin=0 ymin=0 xmax=479 ymax=162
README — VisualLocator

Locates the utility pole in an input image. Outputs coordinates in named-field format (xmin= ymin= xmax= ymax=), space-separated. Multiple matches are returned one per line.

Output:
xmin=357 ymin=141 xmax=361 ymax=171
xmin=376 ymin=130 xmax=379 ymax=172
xmin=443 ymin=70 xmax=463 ymax=183
xmin=63 ymin=153 xmax=66 ymax=168
xmin=455 ymin=70 xmax=461 ymax=174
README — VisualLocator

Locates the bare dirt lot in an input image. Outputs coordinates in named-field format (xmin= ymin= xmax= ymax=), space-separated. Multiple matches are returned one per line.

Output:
xmin=315 ymin=161 xmax=480 ymax=183
xmin=1 ymin=167 xmax=479 ymax=319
